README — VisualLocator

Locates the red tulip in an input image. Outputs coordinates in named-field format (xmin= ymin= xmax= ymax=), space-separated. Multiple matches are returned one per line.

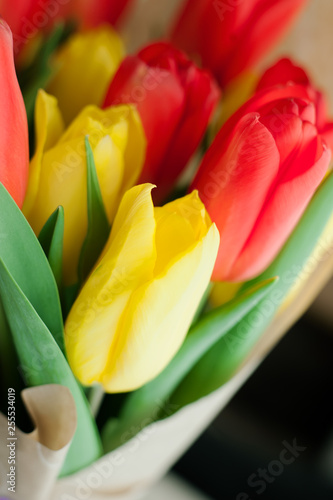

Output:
xmin=0 ymin=19 xmax=29 ymax=207
xmin=191 ymin=84 xmax=331 ymax=282
xmin=171 ymin=0 xmax=308 ymax=88
xmin=73 ymin=0 xmax=132 ymax=28
xmin=256 ymin=58 xmax=333 ymax=151
xmin=104 ymin=41 xmax=220 ymax=202
xmin=0 ymin=0 xmax=132 ymax=56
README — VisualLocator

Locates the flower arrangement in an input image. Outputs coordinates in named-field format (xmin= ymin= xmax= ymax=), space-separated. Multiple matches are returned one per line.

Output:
xmin=0 ymin=0 xmax=333 ymax=498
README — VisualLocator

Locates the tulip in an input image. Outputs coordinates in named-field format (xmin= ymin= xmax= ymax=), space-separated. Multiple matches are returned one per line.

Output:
xmin=65 ymin=184 xmax=219 ymax=392
xmin=103 ymin=41 xmax=220 ymax=202
xmin=48 ymin=26 xmax=125 ymax=125
xmin=0 ymin=0 xmax=131 ymax=56
xmin=191 ymin=84 xmax=331 ymax=282
xmin=171 ymin=0 xmax=308 ymax=88
xmin=0 ymin=19 xmax=29 ymax=207
xmin=256 ymin=58 xmax=333 ymax=151
xmin=23 ymin=90 xmax=146 ymax=284
xmin=0 ymin=0 xmax=71 ymax=56
xmin=71 ymin=0 xmax=132 ymax=29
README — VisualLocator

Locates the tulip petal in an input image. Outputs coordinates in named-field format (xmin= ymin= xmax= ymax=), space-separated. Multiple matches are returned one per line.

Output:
xmin=194 ymin=113 xmax=280 ymax=280
xmin=25 ymin=101 xmax=145 ymax=285
xmin=230 ymin=132 xmax=331 ymax=281
xmin=320 ymin=122 xmax=333 ymax=153
xmin=171 ymin=0 xmax=307 ymax=88
xmin=65 ymin=184 xmax=157 ymax=385
xmin=23 ymin=90 xmax=64 ymax=217
xmin=118 ymin=105 xmax=147 ymax=196
xmin=104 ymin=42 xmax=219 ymax=200
xmin=65 ymin=188 xmax=219 ymax=392
xmin=48 ymin=26 xmax=125 ymax=124
xmin=259 ymin=106 xmax=304 ymax=169
xmin=153 ymin=191 xmax=211 ymax=273
xmin=105 ymin=56 xmax=185 ymax=182
xmin=154 ymin=68 xmax=220 ymax=201
xmin=72 ymin=0 xmax=132 ymax=28
xmin=57 ymin=104 xmax=146 ymax=218
xmin=101 ymin=219 xmax=219 ymax=392
xmin=219 ymin=0 xmax=308 ymax=85
xmin=256 ymin=58 xmax=310 ymax=92
xmin=0 ymin=20 xmax=29 ymax=207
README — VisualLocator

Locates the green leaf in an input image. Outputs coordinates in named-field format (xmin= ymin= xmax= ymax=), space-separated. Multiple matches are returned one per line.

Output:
xmin=0 ymin=258 xmax=102 ymax=476
xmin=0 ymin=183 xmax=64 ymax=351
xmin=19 ymin=24 xmax=67 ymax=135
xmin=102 ymin=278 xmax=277 ymax=452
xmin=38 ymin=206 xmax=64 ymax=289
xmin=78 ymin=137 xmax=110 ymax=283
xmin=171 ymin=172 xmax=333 ymax=408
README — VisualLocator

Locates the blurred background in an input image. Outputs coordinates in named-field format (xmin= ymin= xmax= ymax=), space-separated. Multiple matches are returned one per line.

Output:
xmin=130 ymin=0 xmax=333 ymax=497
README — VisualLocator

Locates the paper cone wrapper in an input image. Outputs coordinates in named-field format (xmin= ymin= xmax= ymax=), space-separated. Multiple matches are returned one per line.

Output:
xmin=1 ymin=0 xmax=333 ymax=498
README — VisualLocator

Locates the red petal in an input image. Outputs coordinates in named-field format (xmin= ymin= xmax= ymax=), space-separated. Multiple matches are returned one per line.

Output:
xmin=229 ymin=128 xmax=330 ymax=281
xmin=256 ymin=58 xmax=310 ymax=92
xmin=153 ymin=66 xmax=220 ymax=202
xmin=0 ymin=20 xmax=29 ymax=207
xmin=104 ymin=56 xmax=185 ymax=183
xmin=193 ymin=113 xmax=280 ymax=281
xmin=218 ymin=0 xmax=308 ymax=86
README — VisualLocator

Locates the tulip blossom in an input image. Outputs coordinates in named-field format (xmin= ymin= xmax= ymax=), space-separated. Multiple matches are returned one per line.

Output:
xmin=103 ymin=42 xmax=220 ymax=202
xmin=0 ymin=19 xmax=29 ymax=207
xmin=0 ymin=0 xmax=131 ymax=56
xmin=256 ymin=58 xmax=333 ymax=151
xmin=191 ymin=85 xmax=331 ymax=282
xmin=65 ymin=184 xmax=219 ymax=392
xmin=171 ymin=0 xmax=308 ymax=88
xmin=23 ymin=90 xmax=145 ymax=284
xmin=71 ymin=0 xmax=132 ymax=29
xmin=48 ymin=26 xmax=125 ymax=124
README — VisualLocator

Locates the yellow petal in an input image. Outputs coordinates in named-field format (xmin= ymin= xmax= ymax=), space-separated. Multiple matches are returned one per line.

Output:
xmin=48 ymin=26 xmax=125 ymax=124
xmin=55 ymin=103 xmax=146 ymax=221
xmin=28 ymin=135 xmax=89 ymax=281
xmin=120 ymin=105 xmax=147 ymax=193
xmin=102 ymin=218 xmax=220 ymax=392
xmin=93 ymin=135 xmax=125 ymax=221
xmin=65 ymin=186 xmax=220 ymax=392
xmin=23 ymin=90 xmax=64 ymax=217
xmin=65 ymin=184 xmax=157 ymax=385
xmin=25 ymin=98 xmax=145 ymax=285
xmin=91 ymin=104 xmax=146 ymax=221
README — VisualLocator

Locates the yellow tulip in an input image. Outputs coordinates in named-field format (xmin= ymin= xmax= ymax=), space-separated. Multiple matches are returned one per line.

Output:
xmin=65 ymin=184 xmax=220 ymax=393
xmin=23 ymin=90 xmax=146 ymax=285
xmin=47 ymin=26 xmax=124 ymax=125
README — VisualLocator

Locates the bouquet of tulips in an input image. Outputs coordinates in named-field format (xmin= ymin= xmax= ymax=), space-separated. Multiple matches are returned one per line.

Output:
xmin=1 ymin=0 xmax=333 ymax=498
